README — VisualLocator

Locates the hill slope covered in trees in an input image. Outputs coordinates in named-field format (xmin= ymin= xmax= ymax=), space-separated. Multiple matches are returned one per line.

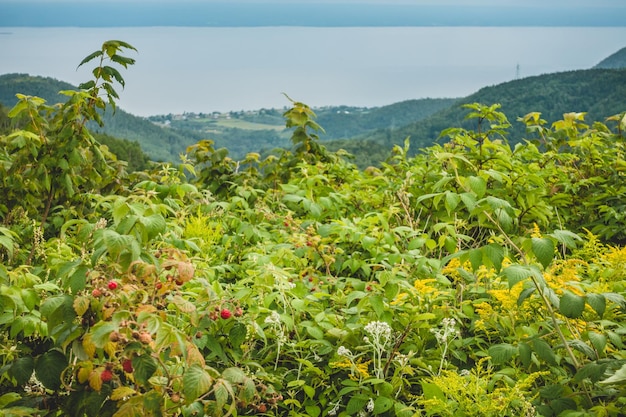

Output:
xmin=333 ymin=68 xmax=626 ymax=166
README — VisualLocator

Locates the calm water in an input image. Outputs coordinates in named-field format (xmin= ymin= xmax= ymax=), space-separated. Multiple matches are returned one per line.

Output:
xmin=1 ymin=26 xmax=625 ymax=116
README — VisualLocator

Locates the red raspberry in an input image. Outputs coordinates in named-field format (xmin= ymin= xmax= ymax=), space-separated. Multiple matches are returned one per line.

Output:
xmin=107 ymin=281 xmax=118 ymax=290
xmin=91 ymin=288 xmax=102 ymax=297
xmin=122 ymin=359 xmax=133 ymax=373
xmin=220 ymin=308 xmax=232 ymax=320
xmin=100 ymin=369 xmax=113 ymax=382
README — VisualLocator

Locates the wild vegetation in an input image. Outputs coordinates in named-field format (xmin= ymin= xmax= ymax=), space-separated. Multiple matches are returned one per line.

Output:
xmin=1 ymin=41 xmax=626 ymax=417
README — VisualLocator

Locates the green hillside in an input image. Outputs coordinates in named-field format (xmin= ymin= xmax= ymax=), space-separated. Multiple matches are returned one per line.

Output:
xmin=0 ymin=73 xmax=201 ymax=162
xmin=335 ymin=68 xmax=626 ymax=166
xmin=594 ymin=46 xmax=626 ymax=69
xmin=0 ymin=73 xmax=455 ymax=163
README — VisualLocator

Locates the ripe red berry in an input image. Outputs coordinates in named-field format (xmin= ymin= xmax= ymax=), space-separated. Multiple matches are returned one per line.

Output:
xmin=107 ymin=281 xmax=118 ymax=290
xmin=100 ymin=369 xmax=113 ymax=382
xmin=155 ymin=282 xmax=163 ymax=290
xmin=220 ymin=308 xmax=232 ymax=319
xmin=122 ymin=359 xmax=133 ymax=373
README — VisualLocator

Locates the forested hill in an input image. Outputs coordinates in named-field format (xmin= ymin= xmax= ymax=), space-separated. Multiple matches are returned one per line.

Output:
xmin=331 ymin=68 xmax=626 ymax=165
xmin=0 ymin=74 xmax=202 ymax=162
xmin=594 ymin=46 xmax=626 ymax=69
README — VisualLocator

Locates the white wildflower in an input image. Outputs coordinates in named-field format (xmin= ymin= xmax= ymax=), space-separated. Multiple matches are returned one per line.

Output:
xmin=337 ymin=346 xmax=352 ymax=357
xmin=366 ymin=398 xmax=375 ymax=413
xmin=264 ymin=310 xmax=281 ymax=325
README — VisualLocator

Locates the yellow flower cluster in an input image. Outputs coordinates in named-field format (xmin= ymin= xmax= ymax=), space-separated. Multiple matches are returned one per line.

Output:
xmin=489 ymin=282 xmax=524 ymax=311
xmin=330 ymin=358 xmax=371 ymax=380
xmin=414 ymin=278 xmax=439 ymax=296
xmin=544 ymin=260 xmax=583 ymax=295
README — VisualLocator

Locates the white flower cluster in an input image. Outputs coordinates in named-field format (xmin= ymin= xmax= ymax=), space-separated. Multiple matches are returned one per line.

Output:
xmin=364 ymin=320 xmax=392 ymax=340
xmin=264 ymin=310 xmax=281 ymax=325
xmin=337 ymin=346 xmax=352 ymax=357
xmin=430 ymin=317 xmax=459 ymax=344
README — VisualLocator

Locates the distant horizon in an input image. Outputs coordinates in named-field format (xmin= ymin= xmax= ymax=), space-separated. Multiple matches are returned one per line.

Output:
xmin=2 ymin=26 xmax=624 ymax=117
xmin=1 ymin=2 xmax=625 ymax=27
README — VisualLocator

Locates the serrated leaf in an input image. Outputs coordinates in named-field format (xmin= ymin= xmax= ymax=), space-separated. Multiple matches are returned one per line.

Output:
xmin=346 ymin=394 xmax=369 ymax=416
xmin=90 ymin=321 xmax=118 ymax=348
xmin=559 ymin=291 xmax=585 ymax=319
xmin=73 ymin=296 xmax=90 ymax=317
xmin=488 ymin=343 xmax=517 ymax=365
xmin=35 ymin=350 xmax=68 ymax=391
xmin=517 ymin=286 xmax=535 ymax=306
xmin=502 ymin=264 xmax=533 ymax=288
xmin=373 ymin=396 xmax=394 ymax=414
xmin=222 ymin=367 xmax=246 ymax=384
xmin=569 ymin=339 xmax=596 ymax=360
xmin=9 ymin=356 xmax=34 ymax=386
xmin=132 ymin=354 xmax=157 ymax=386
xmin=573 ymin=362 xmax=608 ymax=383
xmin=111 ymin=386 xmax=137 ymax=401
xmin=531 ymin=237 xmax=554 ymax=269
xmin=183 ymin=365 xmax=212 ymax=402
xmin=518 ymin=342 xmax=532 ymax=368
xmin=600 ymin=363 xmax=626 ymax=385
xmin=468 ymin=175 xmax=487 ymax=198
xmin=586 ymin=293 xmax=606 ymax=318
xmin=483 ymin=243 xmax=504 ymax=272
xmin=587 ymin=331 xmax=607 ymax=354
xmin=229 ymin=322 xmax=247 ymax=348
xmin=214 ymin=380 xmax=230 ymax=410
xmin=143 ymin=390 xmax=163 ymax=416
xmin=89 ymin=369 xmax=103 ymax=392
xmin=532 ymin=338 xmax=557 ymax=365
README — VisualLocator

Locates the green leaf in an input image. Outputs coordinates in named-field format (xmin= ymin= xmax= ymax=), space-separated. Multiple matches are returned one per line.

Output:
xmin=213 ymin=379 xmax=230 ymax=410
xmin=600 ymin=363 xmax=626 ymax=385
xmin=531 ymin=237 xmax=555 ymax=269
xmin=346 ymin=394 xmax=369 ymax=415
xmin=369 ymin=294 xmax=385 ymax=318
xmin=587 ymin=331 xmax=607 ymax=354
xmin=573 ymin=362 xmax=608 ymax=383
xmin=35 ymin=350 xmax=68 ymax=391
xmin=502 ymin=264 xmax=533 ymax=288
xmin=143 ymin=391 xmax=163 ymax=417
xmin=532 ymin=338 xmax=557 ymax=365
xmin=77 ymin=50 xmax=103 ymax=68
xmin=222 ymin=367 xmax=245 ymax=384
xmin=468 ymin=175 xmax=487 ymax=198
xmin=518 ymin=342 xmax=532 ymax=368
xmin=90 ymin=321 xmax=117 ymax=348
xmin=488 ymin=343 xmax=517 ymax=365
xmin=483 ymin=243 xmax=504 ymax=272
xmin=559 ymin=290 xmax=585 ymax=319
xmin=183 ymin=365 xmax=212 ymax=402
xmin=229 ymin=322 xmax=247 ymax=348
xmin=9 ymin=356 xmax=35 ymax=386
xmin=305 ymin=405 xmax=321 ymax=417
xmin=373 ymin=396 xmax=394 ymax=414
xmin=586 ymin=293 xmax=606 ymax=318
xmin=132 ymin=354 xmax=157 ymax=386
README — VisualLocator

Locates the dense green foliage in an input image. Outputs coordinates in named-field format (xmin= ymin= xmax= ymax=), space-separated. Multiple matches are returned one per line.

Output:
xmin=1 ymin=41 xmax=626 ymax=417
xmin=595 ymin=47 xmax=626 ymax=69
xmin=0 ymin=74 xmax=195 ymax=162
xmin=342 ymin=69 xmax=626 ymax=166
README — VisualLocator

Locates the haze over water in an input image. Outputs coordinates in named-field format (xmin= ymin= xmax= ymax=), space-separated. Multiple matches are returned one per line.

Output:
xmin=1 ymin=26 xmax=625 ymax=116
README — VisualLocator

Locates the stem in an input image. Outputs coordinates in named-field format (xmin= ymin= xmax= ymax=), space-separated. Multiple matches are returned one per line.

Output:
xmin=482 ymin=211 xmax=580 ymax=369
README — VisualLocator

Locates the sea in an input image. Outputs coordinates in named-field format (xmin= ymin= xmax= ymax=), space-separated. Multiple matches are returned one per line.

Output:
xmin=1 ymin=26 xmax=625 ymax=117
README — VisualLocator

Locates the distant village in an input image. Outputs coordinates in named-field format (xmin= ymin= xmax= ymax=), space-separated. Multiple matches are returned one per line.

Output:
xmin=147 ymin=106 xmax=369 ymax=126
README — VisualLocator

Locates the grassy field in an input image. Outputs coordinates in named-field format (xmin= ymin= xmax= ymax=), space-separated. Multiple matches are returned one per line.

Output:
xmin=209 ymin=118 xmax=285 ymax=131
